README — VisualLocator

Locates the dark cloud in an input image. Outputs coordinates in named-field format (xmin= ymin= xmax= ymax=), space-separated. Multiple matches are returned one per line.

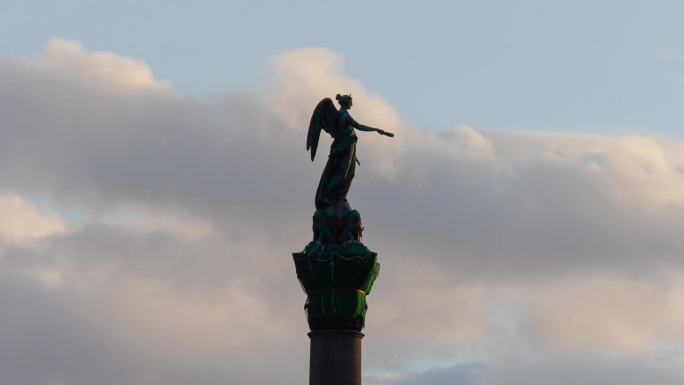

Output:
xmin=2 ymin=39 xmax=684 ymax=384
xmin=374 ymin=358 xmax=684 ymax=385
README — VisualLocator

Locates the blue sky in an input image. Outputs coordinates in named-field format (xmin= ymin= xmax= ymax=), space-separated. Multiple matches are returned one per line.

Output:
xmin=4 ymin=0 xmax=683 ymax=134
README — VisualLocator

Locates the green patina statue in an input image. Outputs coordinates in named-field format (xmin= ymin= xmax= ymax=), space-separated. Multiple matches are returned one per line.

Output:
xmin=294 ymin=94 xmax=393 ymax=332
xmin=307 ymin=94 xmax=394 ymax=210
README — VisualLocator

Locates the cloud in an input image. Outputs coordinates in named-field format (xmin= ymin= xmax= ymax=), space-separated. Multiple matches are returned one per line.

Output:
xmin=2 ymin=38 xmax=684 ymax=384
xmin=0 ymin=193 xmax=65 ymax=244
xmin=38 ymin=38 xmax=171 ymax=89
xmin=368 ymin=358 xmax=684 ymax=385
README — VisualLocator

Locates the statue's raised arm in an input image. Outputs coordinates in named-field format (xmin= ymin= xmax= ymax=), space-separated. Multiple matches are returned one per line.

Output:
xmin=307 ymin=94 xmax=394 ymax=211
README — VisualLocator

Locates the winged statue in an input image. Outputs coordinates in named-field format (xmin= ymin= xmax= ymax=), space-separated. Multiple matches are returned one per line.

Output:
xmin=307 ymin=94 xmax=394 ymax=210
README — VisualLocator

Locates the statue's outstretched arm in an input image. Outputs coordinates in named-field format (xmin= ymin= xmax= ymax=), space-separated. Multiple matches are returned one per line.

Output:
xmin=350 ymin=118 xmax=394 ymax=137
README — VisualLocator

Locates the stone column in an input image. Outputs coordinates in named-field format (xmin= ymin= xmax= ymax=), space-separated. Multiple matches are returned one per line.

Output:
xmin=294 ymin=204 xmax=379 ymax=385
xmin=308 ymin=330 xmax=364 ymax=385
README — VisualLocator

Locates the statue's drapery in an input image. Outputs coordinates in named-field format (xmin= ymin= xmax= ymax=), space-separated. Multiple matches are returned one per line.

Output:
xmin=315 ymin=111 xmax=358 ymax=209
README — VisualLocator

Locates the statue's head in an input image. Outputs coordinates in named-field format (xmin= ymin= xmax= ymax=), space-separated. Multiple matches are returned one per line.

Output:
xmin=336 ymin=94 xmax=353 ymax=109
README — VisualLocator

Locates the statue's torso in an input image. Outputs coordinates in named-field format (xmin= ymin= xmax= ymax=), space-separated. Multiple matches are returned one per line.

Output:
xmin=330 ymin=111 xmax=357 ymax=154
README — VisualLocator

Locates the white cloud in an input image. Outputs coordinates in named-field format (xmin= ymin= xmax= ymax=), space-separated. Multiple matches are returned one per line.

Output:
xmin=38 ymin=38 xmax=171 ymax=90
xmin=2 ymin=38 xmax=684 ymax=384
xmin=0 ymin=193 xmax=65 ymax=244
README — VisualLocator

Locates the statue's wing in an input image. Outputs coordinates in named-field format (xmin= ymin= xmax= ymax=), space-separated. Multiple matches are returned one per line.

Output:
xmin=307 ymin=98 xmax=338 ymax=161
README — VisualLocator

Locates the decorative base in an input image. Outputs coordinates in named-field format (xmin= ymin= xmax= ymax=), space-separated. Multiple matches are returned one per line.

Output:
xmin=308 ymin=330 xmax=364 ymax=385
xmin=313 ymin=201 xmax=363 ymax=244
xmin=293 ymin=242 xmax=379 ymax=331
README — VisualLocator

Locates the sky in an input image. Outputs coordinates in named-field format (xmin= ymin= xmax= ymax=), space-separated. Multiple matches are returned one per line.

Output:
xmin=1 ymin=1 xmax=684 ymax=384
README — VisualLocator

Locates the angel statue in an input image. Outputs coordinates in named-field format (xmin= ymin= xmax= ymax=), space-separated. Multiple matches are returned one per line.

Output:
xmin=294 ymin=94 xmax=388 ymax=332
xmin=307 ymin=94 xmax=394 ymax=211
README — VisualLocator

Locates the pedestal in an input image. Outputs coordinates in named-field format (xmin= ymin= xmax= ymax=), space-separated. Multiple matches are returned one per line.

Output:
xmin=294 ymin=202 xmax=379 ymax=385
xmin=308 ymin=330 xmax=364 ymax=385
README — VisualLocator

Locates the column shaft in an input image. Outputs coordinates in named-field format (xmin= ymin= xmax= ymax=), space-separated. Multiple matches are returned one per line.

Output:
xmin=308 ymin=330 xmax=364 ymax=385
